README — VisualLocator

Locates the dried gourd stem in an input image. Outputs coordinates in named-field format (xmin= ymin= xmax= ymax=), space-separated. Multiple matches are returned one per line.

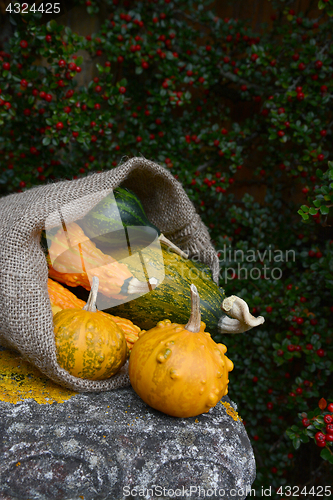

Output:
xmin=185 ymin=284 xmax=201 ymax=333
xmin=83 ymin=276 xmax=99 ymax=313
xmin=159 ymin=234 xmax=188 ymax=259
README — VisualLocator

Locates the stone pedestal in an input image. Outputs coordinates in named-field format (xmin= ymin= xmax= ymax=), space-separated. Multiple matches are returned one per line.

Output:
xmin=0 ymin=384 xmax=255 ymax=500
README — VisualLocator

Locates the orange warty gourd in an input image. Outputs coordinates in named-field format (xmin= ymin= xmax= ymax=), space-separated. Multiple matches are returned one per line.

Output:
xmin=129 ymin=284 xmax=234 ymax=418
xmin=48 ymin=278 xmax=140 ymax=351
xmin=54 ymin=276 xmax=128 ymax=380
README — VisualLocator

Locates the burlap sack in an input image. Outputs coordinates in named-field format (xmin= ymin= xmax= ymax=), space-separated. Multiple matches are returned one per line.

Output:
xmin=0 ymin=157 xmax=219 ymax=392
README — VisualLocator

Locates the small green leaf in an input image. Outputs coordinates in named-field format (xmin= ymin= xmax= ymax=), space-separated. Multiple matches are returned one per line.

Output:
xmin=320 ymin=205 xmax=329 ymax=215
xmin=42 ymin=137 xmax=51 ymax=146
xmin=292 ymin=437 xmax=301 ymax=449
xmin=320 ymin=448 xmax=333 ymax=463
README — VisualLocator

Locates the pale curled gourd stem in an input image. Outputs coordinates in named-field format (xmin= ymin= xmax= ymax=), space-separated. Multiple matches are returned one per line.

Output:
xmin=185 ymin=284 xmax=201 ymax=333
xmin=218 ymin=295 xmax=265 ymax=334
xmin=159 ymin=234 xmax=189 ymax=259
xmin=83 ymin=276 xmax=99 ymax=313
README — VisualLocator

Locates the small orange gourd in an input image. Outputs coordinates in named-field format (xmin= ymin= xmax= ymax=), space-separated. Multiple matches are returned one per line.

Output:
xmin=54 ymin=276 xmax=128 ymax=380
xmin=47 ymin=222 xmax=133 ymax=299
xmin=48 ymin=278 xmax=141 ymax=351
xmin=129 ymin=284 xmax=234 ymax=418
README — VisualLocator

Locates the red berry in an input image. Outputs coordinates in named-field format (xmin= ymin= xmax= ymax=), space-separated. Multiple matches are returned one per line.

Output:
xmin=45 ymin=94 xmax=52 ymax=102
xmin=328 ymin=403 xmax=333 ymax=413
xmin=277 ymin=349 xmax=284 ymax=356
xmin=296 ymin=388 xmax=303 ymax=395
xmin=297 ymin=92 xmax=304 ymax=101
xmin=119 ymin=86 xmax=126 ymax=94
xmin=315 ymin=252 xmax=322 ymax=259
xmin=317 ymin=349 xmax=325 ymax=357
xmin=66 ymin=90 xmax=74 ymax=98
xmin=320 ymin=130 xmax=327 ymax=137
xmin=63 ymin=106 xmax=71 ymax=113
xmin=315 ymin=60 xmax=323 ymax=69
xmin=20 ymin=40 xmax=28 ymax=49
xmin=306 ymin=344 xmax=313 ymax=350
xmin=266 ymin=306 xmax=273 ymax=313
xmin=327 ymin=423 xmax=333 ymax=433
xmin=91 ymin=135 xmax=97 ymax=142
xmin=278 ymin=131 xmax=285 ymax=137
xmin=324 ymin=415 xmax=333 ymax=424
xmin=68 ymin=62 xmax=76 ymax=71
xmin=241 ymin=85 xmax=247 ymax=91
xmin=267 ymin=402 xmax=273 ymax=410
xmin=72 ymin=131 xmax=79 ymax=138
xmin=302 ymin=418 xmax=310 ymax=427
xmin=315 ymin=431 xmax=326 ymax=441
xmin=287 ymin=284 xmax=292 ymax=290
xmin=321 ymin=85 xmax=328 ymax=93
xmin=287 ymin=345 xmax=295 ymax=352
xmin=45 ymin=35 xmax=52 ymax=43
xmin=326 ymin=434 xmax=333 ymax=442
xmin=58 ymin=59 xmax=66 ymax=68
xmin=2 ymin=62 xmax=10 ymax=70
xmin=136 ymin=136 xmax=142 ymax=142
xmin=56 ymin=122 xmax=64 ymax=130
xmin=296 ymin=317 xmax=304 ymax=325
xmin=316 ymin=440 xmax=326 ymax=447
xmin=252 ymin=376 xmax=258 ymax=383
xmin=19 ymin=180 xmax=26 ymax=188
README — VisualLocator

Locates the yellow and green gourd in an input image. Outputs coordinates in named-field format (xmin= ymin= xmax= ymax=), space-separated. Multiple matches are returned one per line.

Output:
xmin=129 ymin=284 xmax=234 ymax=418
xmin=53 ymin=276 xmax=128 ymax=380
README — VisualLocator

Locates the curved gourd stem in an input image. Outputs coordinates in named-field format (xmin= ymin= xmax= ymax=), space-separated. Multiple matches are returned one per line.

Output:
xmin=159 ymin=234 xmax=188 ymax=259
xmin=218 ymin=295 xmax=265 ymax=334
xmin=83 ymin=276 xmax=99 ymax=313
xmin=185 ymin=284 xmax=201 ymax=333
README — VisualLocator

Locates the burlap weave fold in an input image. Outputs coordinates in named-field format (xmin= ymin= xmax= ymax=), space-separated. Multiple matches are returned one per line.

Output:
xmin=0 ymin=157 xmax=219 ymax=392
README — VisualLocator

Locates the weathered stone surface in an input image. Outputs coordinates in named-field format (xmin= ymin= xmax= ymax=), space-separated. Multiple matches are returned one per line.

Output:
xmin=0 ymin=387 xmax=256 ymax=500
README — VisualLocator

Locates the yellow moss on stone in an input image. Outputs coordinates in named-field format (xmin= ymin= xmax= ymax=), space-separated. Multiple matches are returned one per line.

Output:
xmin=221 ymin=401 xmax=243 ymax=422
xmin=0 ymin=349 xmax=76 ymax=404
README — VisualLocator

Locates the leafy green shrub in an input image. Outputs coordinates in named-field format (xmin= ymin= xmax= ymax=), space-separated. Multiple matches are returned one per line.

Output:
xmin=0 ymin=0 xmax=332 ymax=492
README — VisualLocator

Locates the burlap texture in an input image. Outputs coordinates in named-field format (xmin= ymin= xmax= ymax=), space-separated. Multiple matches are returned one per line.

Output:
xmin=0 ymin=157 xmax=219 ymax=392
